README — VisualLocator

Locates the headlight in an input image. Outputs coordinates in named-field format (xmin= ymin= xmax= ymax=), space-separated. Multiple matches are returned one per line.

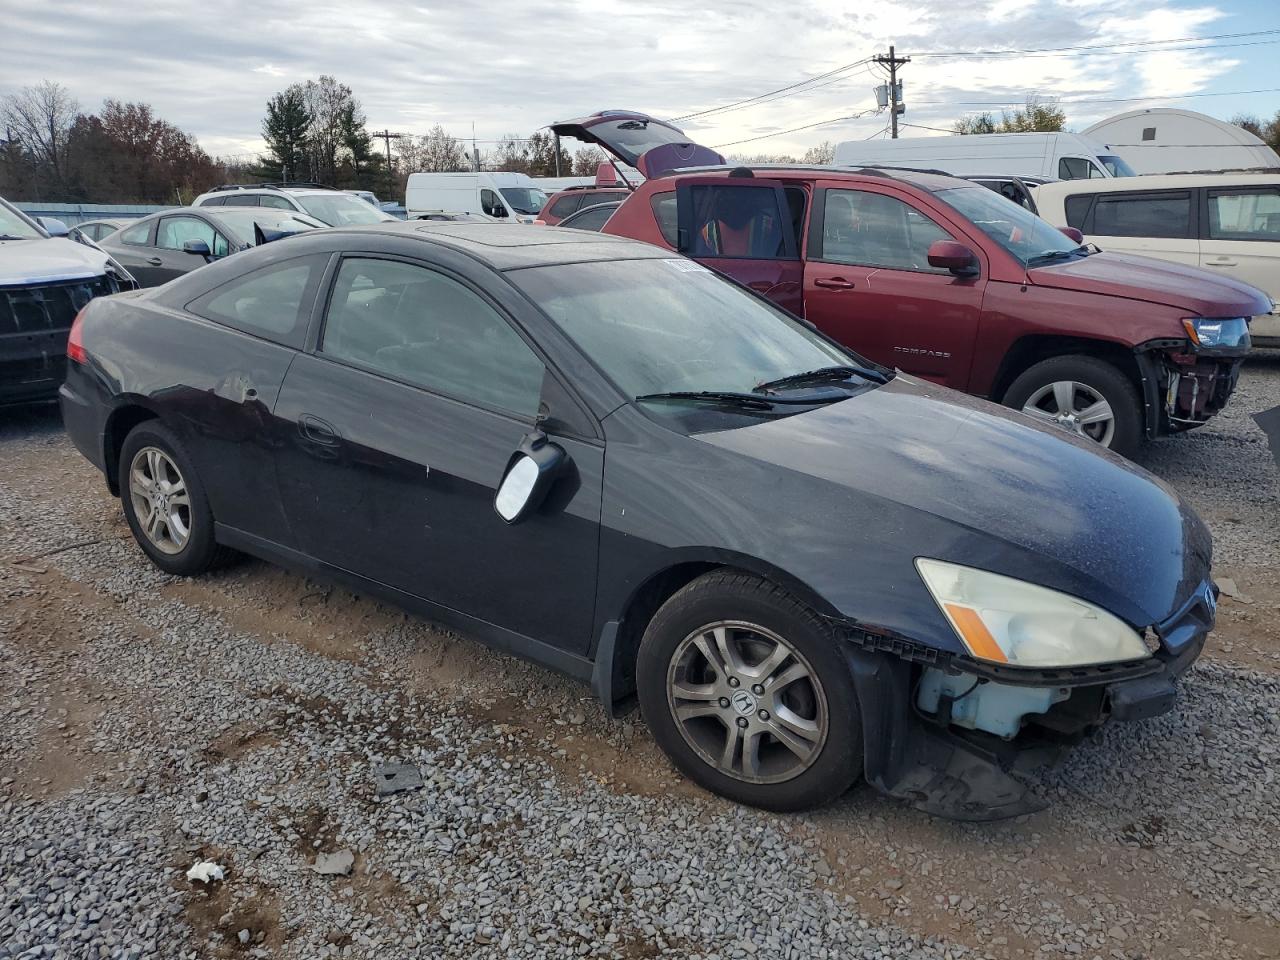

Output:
xmin=915 ymin=558 xmax=1150 ymax=668
xmin=1182 ymin=317 xmax=1250 ymax=349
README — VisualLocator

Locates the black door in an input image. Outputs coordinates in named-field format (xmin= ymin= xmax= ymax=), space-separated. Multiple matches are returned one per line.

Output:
xmin=272 ymin=254 xmax=603 ymax=654
xmin=171 ymin=252 xmax=332 ymax=545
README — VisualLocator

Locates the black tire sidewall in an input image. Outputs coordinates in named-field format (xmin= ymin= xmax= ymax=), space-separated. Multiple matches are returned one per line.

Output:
xmin=118 ymin=422 xmax=220 ymax=576
xmin=1003 ymin=355 xmax=1142 ymax=456
xmin=636 ymin=573 xmax=863 ymax=812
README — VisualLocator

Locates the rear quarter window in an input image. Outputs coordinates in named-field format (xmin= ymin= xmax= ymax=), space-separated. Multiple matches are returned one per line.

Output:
xmin=651 ymin=192 xmax=677 ymax=247
xmin=185 ymin=254 xmax=327 ymax=349
xmin=1064 ymin=195 xmax=1093 ymax=230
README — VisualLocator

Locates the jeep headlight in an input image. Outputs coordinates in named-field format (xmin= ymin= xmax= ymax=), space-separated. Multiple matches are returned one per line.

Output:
xmin=1182 ymin=317 xmax=1250 ymax=349
xmin=915 ymin=558 xmax=1151 ymax=667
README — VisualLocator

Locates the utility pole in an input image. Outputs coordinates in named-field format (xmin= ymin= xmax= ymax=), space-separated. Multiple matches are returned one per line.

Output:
xmin=371 ymin=129 xmax=407 ymax=199
xmin=873 ymin=46 xmax=910 ymax=138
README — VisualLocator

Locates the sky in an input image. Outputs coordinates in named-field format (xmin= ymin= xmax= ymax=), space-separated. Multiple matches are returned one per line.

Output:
xmin=1 ymin=0 xmax=1277 ymax=161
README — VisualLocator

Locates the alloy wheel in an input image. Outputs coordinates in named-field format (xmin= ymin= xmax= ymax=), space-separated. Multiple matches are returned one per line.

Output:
xmin=128 ymin=446 xmax=192 ymax=555
xmin=666 ymin=620 xmax=829 ymax=784
xmin=1021 ymin=380 xmax=1116 ymax=447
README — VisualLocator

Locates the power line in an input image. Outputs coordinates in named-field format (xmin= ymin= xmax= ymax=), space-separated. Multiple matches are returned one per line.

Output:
xmin=915 ymin=28 xmax=1280 ymax=58
xmin=713 ymin=109 xmax=880 ymax=149
xmin=674 ymin=57 xmax=873 ymax=122
xmin=915 ymin=85 xmax=1280 ymax=107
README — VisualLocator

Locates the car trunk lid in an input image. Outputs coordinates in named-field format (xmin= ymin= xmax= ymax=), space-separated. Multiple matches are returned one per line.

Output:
xmin=550 ymin=111 xmax=725 ymax=178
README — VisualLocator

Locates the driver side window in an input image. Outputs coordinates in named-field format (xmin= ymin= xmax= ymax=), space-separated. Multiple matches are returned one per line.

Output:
xmin=481 ymin=189 xmax=508 ymax=218
xmin=821 ymin=190 xmax=955 ymax=275
xmin=320 ymin=258 xmax=544 ymax=416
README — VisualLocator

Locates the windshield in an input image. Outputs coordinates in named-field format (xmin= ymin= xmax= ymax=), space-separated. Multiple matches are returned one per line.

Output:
xmin=937 ymin=185 xmax=1083 ymax=266
xmin=500 ymin=187 xmax=549 ymax=215
xmin=512 ymin=258 xmax=863 ymax=401
xmin=0 ymin=199 xmax=44 ymax=240
xmin=297 ymin=193 xmax=392 ymax=226
xmin=213 ymin=209 xmax=324 ymax=244
xmin=1099 ymin=155 xmax=1137 ymax=177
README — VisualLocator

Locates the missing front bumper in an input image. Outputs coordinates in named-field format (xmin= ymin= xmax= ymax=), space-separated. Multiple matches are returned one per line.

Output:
xmin=1134 ymin=340 xmax=1244 ymax=437
xmin=846 ymin=618 xmax=1206 ymax=821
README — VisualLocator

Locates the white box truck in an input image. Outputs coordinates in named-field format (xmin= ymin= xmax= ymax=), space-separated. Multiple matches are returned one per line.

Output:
xmin=832 ymin=132 xmax=1137 ymax=181
xmin=404 ymin=172 xmax=549 ymax=223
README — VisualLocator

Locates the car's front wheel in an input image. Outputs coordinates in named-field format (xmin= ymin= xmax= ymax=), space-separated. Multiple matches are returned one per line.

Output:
xmin=636 ymin=571 xmax=863 ymax=811
xmin=1002 ymin=354 xmax=1142 ymax=456
xmin=118 ymin=421 xmax=234 ymax=576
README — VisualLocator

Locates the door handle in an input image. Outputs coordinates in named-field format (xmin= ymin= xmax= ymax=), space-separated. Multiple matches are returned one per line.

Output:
xmin=814 ymin=277 xmax=856 ymax=290
xmin=1205 ymin=259 xmax=1238 ymax=267
xmin=146 ymin=257 xmax=163 ymax=266
xmin=298 ymin=414 xmax=338 ymax=445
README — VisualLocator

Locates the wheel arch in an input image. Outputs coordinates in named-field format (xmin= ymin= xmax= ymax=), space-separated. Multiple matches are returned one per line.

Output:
xmin=590 ymin=549 xmax=843 ymax=717
xmin=102 ymin=398 xmax=162 ymax=496
xmin=990 ymin=334 xmax=1142 ymax=404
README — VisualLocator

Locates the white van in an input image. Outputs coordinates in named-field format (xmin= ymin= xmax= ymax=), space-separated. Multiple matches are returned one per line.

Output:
xmin=1035 ymin=174 xmax=1280 ymax=346
xmin=833 ymin=132 xmax=1136 ymax=181
xmin=404 ymin=172 xmax=548 ymax=223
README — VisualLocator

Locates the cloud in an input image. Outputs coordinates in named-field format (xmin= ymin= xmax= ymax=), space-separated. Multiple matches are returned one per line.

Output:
xmin=0 ymin=0 xmax=1251 ymax=159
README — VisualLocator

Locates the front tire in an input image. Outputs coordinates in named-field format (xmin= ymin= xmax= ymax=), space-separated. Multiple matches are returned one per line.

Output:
xmin=636 ymin=571 xmax=863 ymax=812
xmin=1002 ymin=354 xmax=1142 ymax=456
xmin=118 ymin=421 xmax=233 ymax=576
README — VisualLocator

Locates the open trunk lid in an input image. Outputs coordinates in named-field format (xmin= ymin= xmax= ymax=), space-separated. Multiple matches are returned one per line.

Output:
xmin=550 ymin=110 xmax=725 ymax=178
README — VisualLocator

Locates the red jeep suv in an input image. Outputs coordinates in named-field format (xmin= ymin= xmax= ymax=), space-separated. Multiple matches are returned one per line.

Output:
xmin=551 ymin=111 xmax=1268 ymax=454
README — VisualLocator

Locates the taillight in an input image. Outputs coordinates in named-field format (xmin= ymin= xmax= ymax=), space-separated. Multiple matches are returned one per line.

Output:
xmin=67 ymin=306 xmax=89 ymax=364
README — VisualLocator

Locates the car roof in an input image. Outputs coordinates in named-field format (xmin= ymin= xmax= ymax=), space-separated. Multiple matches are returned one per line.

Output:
xmin=322 ymin=221 xmax=667 ymax=270
xmin=1036 ymin=173 xmax=1280 ymax=198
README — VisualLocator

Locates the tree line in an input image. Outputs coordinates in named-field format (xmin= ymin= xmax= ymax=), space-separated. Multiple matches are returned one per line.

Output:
xmin=1 ymin=81 xmax=219 ymax=203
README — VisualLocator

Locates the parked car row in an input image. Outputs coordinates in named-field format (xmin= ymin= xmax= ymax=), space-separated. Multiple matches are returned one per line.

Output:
xmin=60 ymin=221 xmax=1219 ymax=820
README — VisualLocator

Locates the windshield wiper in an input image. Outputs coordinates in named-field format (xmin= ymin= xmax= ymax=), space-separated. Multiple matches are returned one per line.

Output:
xmin=635 ymin=391 xmax=777 ymax=410
xmin=755 ymin=364 xmax=888 ymax=392
xmin=0 ymin=234 xmax=29 ymax=240
xmin=1027 ymin=247 xmax=1087 ymax=266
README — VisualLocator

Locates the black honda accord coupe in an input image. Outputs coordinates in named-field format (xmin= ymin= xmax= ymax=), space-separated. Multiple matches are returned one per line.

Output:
xmin=59 ymin=222 xmax=1216 ymax=820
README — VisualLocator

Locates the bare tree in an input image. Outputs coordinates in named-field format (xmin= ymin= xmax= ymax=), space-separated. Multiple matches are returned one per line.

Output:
xmin=572 ymin=146 xmax=607 ymax=176
xmin=405 ymin=125 xmax=467 ymax=172
xmin=800 ymin=141 xmax=834 ymax=165
xmin=492 ymin=134 xmax=529 ymax=173
xmin=1 ymin=80 xmax=80 ymax=192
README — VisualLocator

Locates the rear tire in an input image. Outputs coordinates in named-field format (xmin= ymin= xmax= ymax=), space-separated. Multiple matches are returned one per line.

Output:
xmin=118 ymin=421 xmax=235 ymax=576
xmin=1002 ymin=354 xmax=1142 ymax=456
xmin=636 ymin=571 xmax=863 ymax=812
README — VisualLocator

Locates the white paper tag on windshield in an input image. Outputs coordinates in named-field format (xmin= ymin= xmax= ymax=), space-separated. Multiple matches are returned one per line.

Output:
xmin=662 ymin=258 xmax=706 ymax=273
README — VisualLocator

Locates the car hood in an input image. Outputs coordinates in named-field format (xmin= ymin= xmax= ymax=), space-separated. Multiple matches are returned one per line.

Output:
xmin=697 ymin=375 xmax=1211 ymax=631
xmin=0 ymin=236 xmax=112 ymax=285
xmin=1027 ymin=251 xmax=1271 ymax=317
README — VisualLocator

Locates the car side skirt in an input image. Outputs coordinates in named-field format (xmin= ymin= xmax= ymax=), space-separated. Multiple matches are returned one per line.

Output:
xmin=213 ymin=524 xmax=596 ymax=685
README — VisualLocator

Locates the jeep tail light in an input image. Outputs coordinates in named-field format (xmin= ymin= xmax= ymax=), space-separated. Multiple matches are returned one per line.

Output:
xmin=67 ymin=306 xmax=89 ymax=364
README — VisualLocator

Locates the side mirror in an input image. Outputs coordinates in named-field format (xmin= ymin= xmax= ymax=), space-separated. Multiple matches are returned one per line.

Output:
xmin=495 ymin=432 xmax=565 ymax=523
xmin=183 ymin=238 xmax=212 ymax=258
xmin=487 ymin=205 xmax=509 ymax=218
xmin=1059 ymin=226 xmax=1085 ymax=244
xmin=927 ymin=239 xmax=979 ymax=277
xmin=37 ymin=217 xmax=69 ymax=237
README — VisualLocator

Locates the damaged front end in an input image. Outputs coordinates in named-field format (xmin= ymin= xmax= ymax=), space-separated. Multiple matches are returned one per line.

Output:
xmin=842 ymin=581 xmax=1215 ymax=821
xmin=1135 ymin=319 xmax=1250 ymax=437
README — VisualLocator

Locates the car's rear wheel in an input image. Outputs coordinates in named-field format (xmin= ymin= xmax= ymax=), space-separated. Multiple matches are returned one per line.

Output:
xmin=1002 ymin=355 xmax=1142 ymax=456
xmin=119 ymin=422 xmax=234 ymax=576
xmin=636 ymin=571 xmax=863 ymax=811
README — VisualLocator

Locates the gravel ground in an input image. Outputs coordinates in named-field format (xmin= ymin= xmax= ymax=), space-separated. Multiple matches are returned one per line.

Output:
xmin=2 ymin=355 xmax=1279 ymax=960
